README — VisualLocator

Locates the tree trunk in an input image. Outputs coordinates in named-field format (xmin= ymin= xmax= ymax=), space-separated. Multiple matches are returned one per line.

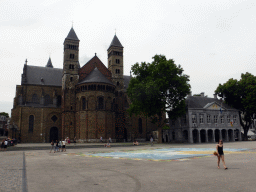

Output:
xmin=158 ymin=127 xmax=162 ymax=143
xmin=243 ymin=126 xmax=249 ymax=141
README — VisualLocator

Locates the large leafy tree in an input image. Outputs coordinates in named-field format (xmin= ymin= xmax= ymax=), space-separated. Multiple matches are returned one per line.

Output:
xmin=127 ymin=55 xmax=191 ymax=142
xmin=0 ymin=112 xmax=9 ymax=118
xmin=215 ymin=72 xmax=256 ymax=140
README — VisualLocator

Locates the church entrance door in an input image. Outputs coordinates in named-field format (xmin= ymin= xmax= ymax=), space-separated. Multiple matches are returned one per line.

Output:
xmin=50 ymin=127 xmax=58 ymax=143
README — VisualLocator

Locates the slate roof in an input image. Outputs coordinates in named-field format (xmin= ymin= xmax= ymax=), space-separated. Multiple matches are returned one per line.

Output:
xmin=78 ymin=67 xmax=114 ymax=85
xmin=124 ymin=75 xmax=132 ymax=91
xmin=108 ymin=34 xmax=123 ymax=50
xmin=66 ymin=27 xmax=79 ymax=41
xmin=25 ymin=65 xmax=62 ymax=86
xmin=186 ymin=96 xmax=236 ymax=110
xmin=45 ymin=57 xmax=53 ymax=68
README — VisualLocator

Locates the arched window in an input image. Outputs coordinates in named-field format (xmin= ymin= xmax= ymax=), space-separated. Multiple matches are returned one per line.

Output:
xmin=31 ymin=94 xmax=39 ymax=103
xmin=44 ymin=94 xmax=52 ymax=105
xmin=98 ymin=97 xmax=104 ymax=110
xmin=57 ymin=95 xmax=61 ymax=107
xmin=29 ymin=115 xmax=34 ymax=133
xmin=139 ymin=118 xmax=142 ymax=134
xmin=82 ymin=98 xmax=86 ymax=110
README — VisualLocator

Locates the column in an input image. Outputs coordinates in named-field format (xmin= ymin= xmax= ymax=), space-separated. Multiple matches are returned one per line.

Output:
xmin=225 ymin=129 xmax=229 ymax=142
xmin=212 ymin=129 xmax=215 ymax=142
xmin=238 ymin=129 xmax=242 ymax=141
xmin=205 ymin=130 xmax=208 ymax=143
xmin=188 ymin=129 xmax=193 ymax=143
xmin=198 ymin=129 xmax=201 ymax=143
xmin=219 ymin=130 xmax=222 ymax=141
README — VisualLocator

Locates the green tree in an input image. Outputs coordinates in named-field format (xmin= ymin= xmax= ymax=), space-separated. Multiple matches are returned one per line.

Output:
xmin=215 ymin=72 xmax=256 ymax=140
xmin=0 ymin=112 xmax=9 ymax=118
xmin=127 ymin=55 xmax=191 ymax=142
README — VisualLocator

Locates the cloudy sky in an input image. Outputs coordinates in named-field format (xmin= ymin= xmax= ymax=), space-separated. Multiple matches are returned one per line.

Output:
xmin=1 ymin=0 xmax=256 ymax=116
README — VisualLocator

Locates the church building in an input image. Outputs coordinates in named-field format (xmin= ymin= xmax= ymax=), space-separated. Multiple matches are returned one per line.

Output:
xmin=10 ymin=28 xmax=159 ymax=143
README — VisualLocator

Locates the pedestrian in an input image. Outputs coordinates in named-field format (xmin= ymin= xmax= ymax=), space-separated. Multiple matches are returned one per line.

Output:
xmin=4 ymin=139 xmax=8 ymax=151
xmin=150 ymin=137 xmax=154 ymax=146
xmin=109 ymin=137 xmax=112 ymax=143
xmin=54 ymin=140 xmax=58 ymax=153
xmin=62 ymin=139 xmax=66 ymax=152
xmin=216 ymin=140 xmax=228 ymax=170
xmin=0 ymin=139 xmax=4 ymax=151
xmin=74 ymin=137 xmax=76 ymax=145
xmin=100 ymin=136 xmax=103 ymax=142
xmin=50 ymin=140 xmax=54 ymax=153
xmin=59 ymin=140 xmax=62 ymax=152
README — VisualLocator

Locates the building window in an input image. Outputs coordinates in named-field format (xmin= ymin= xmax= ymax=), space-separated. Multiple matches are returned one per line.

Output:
xmin=31 ymin=94 xmax=39 ymax=104
xmin=139 ymin=118 xmax=142 ymax=134
xmin=214 ymin=115 xmax=218 ymax=123
xmin=70 ymin=77 xmax=73 ymax=82
xmin=116 ymin=59 xmax=120 ymax=64
xmin=44 ymin=94 xmax=52 ymax=105
xmin=117 ymin=82 xmax=120 ymax=86
xmin=192 ymin=114 xmax=196 ymax=123
xmin=98 ymin=97 xmax=104 ymax=110
xmin=29 ymin=115 xmax=34 ymax=133
xmin=227 ymin=116 xmax=230 ymax=123
xmin=207 ymin=115 xmax=211 ymax=123
xmin=200 ymin=115 xmax=204 ymax=124
xmin=69 ymin=64 xmax=74 ymax=70
xmin=70 ymin=54 xmax=75 ymax=59
xmin=221 ymin=116 xmax=224 ymax=124
xmin=82 ymin=98 xmax=86 ymax=110
xmin=115 ymin=69 xmax=120 ymax=74
xmin=233 ymin=115 xmax=237 ymax=123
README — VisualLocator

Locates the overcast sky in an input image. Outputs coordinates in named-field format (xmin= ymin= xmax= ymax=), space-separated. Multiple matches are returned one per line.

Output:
xmin=1 ymin=0 xmax=256 ymax=116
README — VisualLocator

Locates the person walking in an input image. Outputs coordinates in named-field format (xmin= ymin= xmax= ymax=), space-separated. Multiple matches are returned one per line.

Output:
xmin=54 ymin=140 xmax=59 ymax=153
xmin=62 ymin=139 xmax=66 ymax=152
xmin=4 ymin=139 xmax=8 ymax=151
xmin=150 ymin=137 xmax=154 ymax=147
xmin=216 ymin=140 xmax=228 ymax=170
xmin=100 ymin=136 xmax=103 ymax=143
xmin=50 ymin=140 xmax=54 ymax=153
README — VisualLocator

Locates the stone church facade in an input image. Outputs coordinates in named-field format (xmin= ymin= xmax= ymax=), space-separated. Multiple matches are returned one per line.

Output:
xmin=10 ymin=28 xmax=159 ymax=143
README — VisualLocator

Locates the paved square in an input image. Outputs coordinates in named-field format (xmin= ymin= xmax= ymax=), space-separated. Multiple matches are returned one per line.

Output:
xmin=1 ymin=142 xmax=256 ymax=192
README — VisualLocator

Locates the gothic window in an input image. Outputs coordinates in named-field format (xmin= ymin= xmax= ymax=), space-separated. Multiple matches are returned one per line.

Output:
xmin=70 ymin=54 xmax=75 ymax=59
xmin=31 ymin=94 xmax=39 ymax=104
xmin=70 ymin=77 xmax=73 ymax=82
xmin=29 ymin=115 xmax=34 ymax=133
xmin=51 ymin=115 xmax=58 ymax=122
xmin=207 ymin=115 xmax=211 ymax=123
xmin=82 ymin=98 xmax=86 ymax=110
xmin=116 ymin=59 xmax=120 ymax=64
xmin=139 ymin=118 xmax=142 ymax=134
xmin=98 ymin=97 xmax=104 ymax=110
xmin=200 ymin=115 xmax=204 ymax=124
xmin=57 ymin=95 xmax=61 ymax=107
xmin=117 ymin=82 xmax=120 ymax=86
xmin=44 ymin=94 xmax=52 ymax=105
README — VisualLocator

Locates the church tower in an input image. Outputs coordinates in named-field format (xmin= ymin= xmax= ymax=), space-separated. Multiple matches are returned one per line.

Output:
xmin=62 ymin=27 xmax=80 ymax=140
xmin=107 ymin=34 xmax=124 ymax=90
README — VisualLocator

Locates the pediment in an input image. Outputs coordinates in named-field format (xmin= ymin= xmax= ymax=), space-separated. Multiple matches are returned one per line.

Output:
xmin=203 ymin=102 xmax=226 ymax=110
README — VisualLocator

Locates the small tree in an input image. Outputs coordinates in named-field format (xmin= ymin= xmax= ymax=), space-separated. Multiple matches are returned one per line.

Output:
xmin=128 ymin=55 xmax=191 ymax=142
xmin=215 ymin=72 xmax=256 ymax=140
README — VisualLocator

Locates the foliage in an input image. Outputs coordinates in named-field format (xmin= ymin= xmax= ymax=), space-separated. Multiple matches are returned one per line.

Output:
xmin=0 ymin=112 xmax=9 ymax=118
xmin=127 ymin=55 xmax=191 ymax=126
xmin=215 ymin=72 xmax=256 ymax=140
xmin=162 ymin=125 xmax=170 ymax=130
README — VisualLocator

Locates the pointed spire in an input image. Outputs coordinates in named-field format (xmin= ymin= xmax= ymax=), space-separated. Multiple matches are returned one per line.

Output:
xmin=46 ymin=57 xmax=53 ymax=68
xmin=66 ymin=27 xmax=79 ymax=41
xmin=25 ymin=59 xmax=27 ymax=65
xmin=108 ymin=34 xmax=123 ymax=50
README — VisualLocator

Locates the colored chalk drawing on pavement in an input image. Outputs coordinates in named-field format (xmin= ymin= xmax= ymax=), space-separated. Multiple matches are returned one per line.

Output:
xmin=69 ymin=148 xmax=250 ymax=162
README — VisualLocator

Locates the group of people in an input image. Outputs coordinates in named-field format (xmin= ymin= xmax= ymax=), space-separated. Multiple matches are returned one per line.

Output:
xmin=50 ymin=137 xmax=71 ymax=153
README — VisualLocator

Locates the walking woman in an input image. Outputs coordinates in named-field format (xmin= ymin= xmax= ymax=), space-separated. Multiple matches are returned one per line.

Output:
xmin=216 ymin=140 xmax=228 ymax=169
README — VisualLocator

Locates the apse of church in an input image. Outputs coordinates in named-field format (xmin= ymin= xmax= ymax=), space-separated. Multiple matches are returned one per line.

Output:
xmin=9 ymin=27 xmax=160 ymax=143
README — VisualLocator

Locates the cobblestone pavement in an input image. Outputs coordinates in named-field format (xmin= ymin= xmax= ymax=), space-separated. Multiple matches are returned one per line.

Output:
xmin=0 ymin=151 xmax=26 ymax=192
xmin=2 ymin=141 xmax=256 ymax=192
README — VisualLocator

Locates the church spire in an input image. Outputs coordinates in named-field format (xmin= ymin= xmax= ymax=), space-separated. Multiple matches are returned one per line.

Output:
xmin=46 ymin=57 xmax=53 ymax=68
xmin=107 ymin=34 xmax=123 ymax=50
xmin=66 ymin=27 xmax=79 ymax=41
